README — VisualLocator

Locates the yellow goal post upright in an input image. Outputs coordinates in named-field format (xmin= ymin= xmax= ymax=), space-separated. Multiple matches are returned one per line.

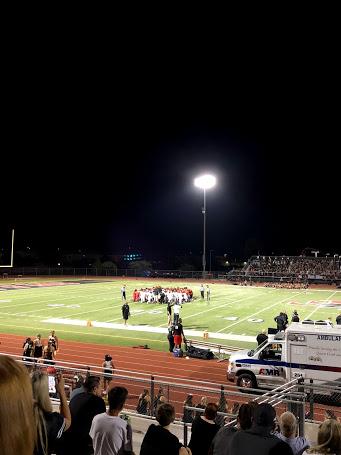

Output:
xmin=0 ymin=229 xmax=15 ymax=268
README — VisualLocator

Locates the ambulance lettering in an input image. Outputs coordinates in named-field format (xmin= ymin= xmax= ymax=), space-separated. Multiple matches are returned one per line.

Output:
xmin=259 ymin=367 xmax=280 ymax=376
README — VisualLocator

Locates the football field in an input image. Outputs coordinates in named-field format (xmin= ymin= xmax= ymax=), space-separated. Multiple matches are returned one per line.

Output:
xmin=0 ymin=278 xmax=340 ymax=351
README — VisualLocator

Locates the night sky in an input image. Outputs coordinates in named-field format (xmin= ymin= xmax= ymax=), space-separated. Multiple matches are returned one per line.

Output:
xmin=2 ymin=83 xmax=340 ymax=262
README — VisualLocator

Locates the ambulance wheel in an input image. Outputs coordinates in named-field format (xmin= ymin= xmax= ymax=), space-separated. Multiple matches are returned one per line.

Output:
xmin=237 ymin=373 xmax=256 ymax=390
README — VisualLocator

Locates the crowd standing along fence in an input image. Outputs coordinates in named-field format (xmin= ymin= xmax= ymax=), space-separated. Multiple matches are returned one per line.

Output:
xmin=1 ymin=352 xmax=340 ymax=440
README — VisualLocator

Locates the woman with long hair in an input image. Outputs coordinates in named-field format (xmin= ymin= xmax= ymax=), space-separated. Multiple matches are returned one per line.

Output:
xmin=137 ymin=388 xmax=151 ymax=415
xmin=31 ymin=370 xmax=71 ymax=455
xmin=303 ymin=419 xmax=341 ymax=454
xmin=0 ymin=355 xmax=35 ymax=455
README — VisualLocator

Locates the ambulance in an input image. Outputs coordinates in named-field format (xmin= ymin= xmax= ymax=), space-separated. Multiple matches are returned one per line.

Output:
xmin=227 ymin=320 xmax=341 ymax=399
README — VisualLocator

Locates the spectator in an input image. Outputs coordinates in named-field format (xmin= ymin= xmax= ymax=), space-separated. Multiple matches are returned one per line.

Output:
xmin=31 ymin=370 xmax=71 ymax=455
xmin=195 ymin=396 xmax=208 ymax=418
xmin=33 ymin=334 xmax=44 ymax=359
xmin=140 ymin=403 xmax=191 ymax=455
xmin=102 ymin=354 xmax=115 ymax=392
xmin=70 ymin=374 xmax=85 ymax=400
xmin=210 ymin=402 xmax=258 ymax=455
xmin=189 ymin=403 xmax=220 ymax=455
xmin=324 ymin=409 xmax=337 ymax=421
xmin=48 ymin=330 xmax=59 ymax=351
xmin=153 ymin=387 xmax=167 ymax=416
xmin=336 ymin=313 xmax=341 ymax=325
xmin=61 ymin=375 xmax=106 ymax=455
xmin=215 ymin=392 xmax=228 ymax=427
xmin=303 ymin=419 xmax=341 ymax=454
xmin=22 ymin=337 xmax=34 ymax=361
xmin=136 ymin=389 xmax=151 ymax=415
xmin=182 ymin=394 xmax=194 ymax=424
xmin=90 ymin=386 xmax=133 ymax=455
xmin=0 ymin=355 xmax=35 ymax=455
xmin=292 ymin=310 xmax=300 ymax=323
xmin=227 ymin=403 xmax=293 ymax=454
xmin=276 ymin=411 xmax=310 ymax=455
xmin=257 ymin=329 xmax=268 ymax=345
xmin=42 ymin=341 xmax=56 ymax=365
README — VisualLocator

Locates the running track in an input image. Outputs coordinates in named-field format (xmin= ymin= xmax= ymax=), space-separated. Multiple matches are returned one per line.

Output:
xmin=1 ymin=333 xmax=338 ymax=422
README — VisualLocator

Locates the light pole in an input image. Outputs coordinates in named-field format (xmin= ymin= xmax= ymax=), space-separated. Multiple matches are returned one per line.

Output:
xmin=194 ymin=174 xmax=216 ymax=278
xmin=209 ymin=249 xmax=215 ymax=273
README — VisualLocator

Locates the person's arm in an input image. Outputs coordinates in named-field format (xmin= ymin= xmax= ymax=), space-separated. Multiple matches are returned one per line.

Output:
xmin=180 ymin=447 xmax=192 ymax=455
xmin=55 ymin=373 xmax=71 ymax=431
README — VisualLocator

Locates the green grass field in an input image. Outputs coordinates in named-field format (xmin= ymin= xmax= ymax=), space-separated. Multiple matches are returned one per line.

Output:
xmin=0 ymin=278 xmax=340 ymax=351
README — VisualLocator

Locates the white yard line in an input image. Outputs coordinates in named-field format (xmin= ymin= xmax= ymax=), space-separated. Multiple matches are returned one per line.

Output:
xmin=42 ymin=317 xmax=256 ymax=342
xmin=304 ymin=290 xmax=338 ymax=320
xmin=217 ymin=292 xmax=302 ymax=333
xmin=157 ymin=292 xmax=269 ymax=328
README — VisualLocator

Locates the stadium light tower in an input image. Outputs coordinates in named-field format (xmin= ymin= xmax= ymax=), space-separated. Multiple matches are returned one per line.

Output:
xmin=194 ymin=174 xmax=217 ymax=278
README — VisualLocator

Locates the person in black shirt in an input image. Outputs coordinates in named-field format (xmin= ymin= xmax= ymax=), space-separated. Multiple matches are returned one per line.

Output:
xmin=140 ymin=403 xmax=191 ymax=455
xmin=59 ymin=375 xmax=106 ymax=455
xmin=291 ymin=310 xmax=299 ymax=322
xmin=122 ymin=302 xmax=130 ymax=326
xmin=274 ymin=313 xmax=286 ymax=331
xmin=167 ymin=327 xmax=175 ymax=352
xmin=188 ymin=403 xmax=220 ymax=455
xmin=256 ymin=329 xmax=268 ymax=345
xmin=173 ymin=318 xmax=186 ymax=350
xmin=336 ymin=313 xmax=341 ymax=325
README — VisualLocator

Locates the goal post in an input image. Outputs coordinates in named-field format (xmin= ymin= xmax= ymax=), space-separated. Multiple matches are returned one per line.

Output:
xmin=0 ymin=229 xmax=15 ymax=268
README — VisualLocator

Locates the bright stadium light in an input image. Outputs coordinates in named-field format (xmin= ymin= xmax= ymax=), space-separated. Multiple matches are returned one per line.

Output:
xmin=194 ymin=174 xmax=217 ymax=278
xmin=194 ymin=174 xmax=217 ymax=190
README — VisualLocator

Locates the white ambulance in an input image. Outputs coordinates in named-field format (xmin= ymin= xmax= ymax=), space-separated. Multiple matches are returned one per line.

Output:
xmin=227 ymin=320 xmax=341 ymax=398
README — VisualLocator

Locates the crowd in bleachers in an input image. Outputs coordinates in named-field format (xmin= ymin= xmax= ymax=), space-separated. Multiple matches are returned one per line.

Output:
xmin=243 ymin=256 xmax=341 ymax=281
xmin=2 ymin=354 xmax=341 ymax=455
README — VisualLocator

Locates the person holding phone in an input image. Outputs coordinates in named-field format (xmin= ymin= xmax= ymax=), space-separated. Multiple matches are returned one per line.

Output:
xmin=31 ymin=370 xmax=71 ymax=455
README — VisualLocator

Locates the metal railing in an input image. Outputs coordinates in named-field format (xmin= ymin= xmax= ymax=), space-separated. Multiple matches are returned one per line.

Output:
xmin=2 ymin=351 xmax=340 ymax=441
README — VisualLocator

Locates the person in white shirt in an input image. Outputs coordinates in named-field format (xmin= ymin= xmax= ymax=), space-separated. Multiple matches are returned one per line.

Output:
xmin=121 ymin=285 xmax=127 ymax=301
xmin=90 ymin=386 xmax=133 ymax=455
xmin=206 ymin=285 xmax=211 ymax=302
xmin=200 ymin=284 xmax=205 ymax=299
xmin=172 ymin=302 xmax=182 ymax=325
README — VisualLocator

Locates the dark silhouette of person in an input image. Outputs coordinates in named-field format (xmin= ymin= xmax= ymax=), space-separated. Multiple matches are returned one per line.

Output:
xmin=274 ymin=313 xmax=286 ymax=331
xmin=291 ymin=310 xmax=299 ymax=322
xmin=122 ymin=302 xmax=130 ymax=326
xmin=256 ymin=329 xmax=268 ymax=345
xmin=167 ymin=327 xmax=175 ymax=352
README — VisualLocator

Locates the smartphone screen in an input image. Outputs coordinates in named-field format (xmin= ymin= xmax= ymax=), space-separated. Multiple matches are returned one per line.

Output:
xmin=48 ymin=375 xmax=56 ymax=394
